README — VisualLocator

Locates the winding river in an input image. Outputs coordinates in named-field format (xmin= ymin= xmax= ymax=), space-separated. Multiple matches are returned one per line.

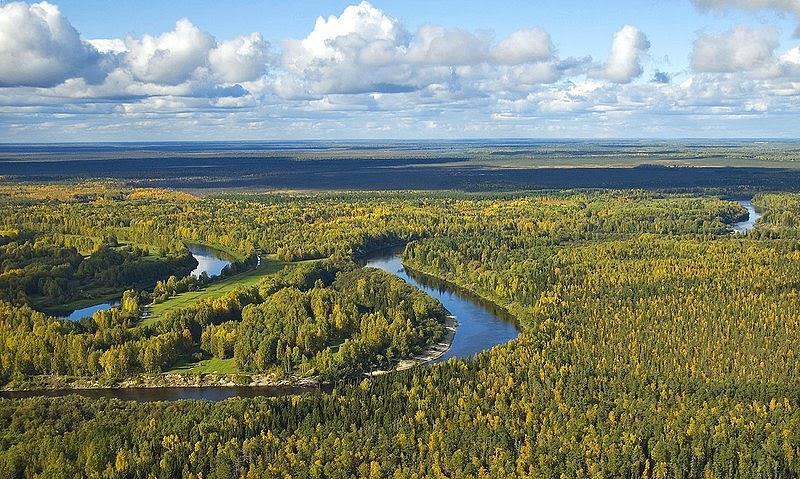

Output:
xmin=732 ymin=199 xmax=761 ymax=234
xmin=364 ymin=247 xmax=519 ymax=361
xmin=7 ymin=247 xmax=518 ymax=401
xmin=8 ymin=199 xmax=760 ymax=401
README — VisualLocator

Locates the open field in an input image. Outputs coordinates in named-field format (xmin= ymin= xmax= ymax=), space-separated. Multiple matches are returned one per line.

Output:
xmin=165 ymin=357 xmax=238 ymax=375
xmin=141 ymin=255 xmax=288 ymax=326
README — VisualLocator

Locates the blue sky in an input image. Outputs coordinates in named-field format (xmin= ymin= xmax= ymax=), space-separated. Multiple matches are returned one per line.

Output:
xmin=1 ymin=0 xmax=800 ymax=140
xmin=46 ymin=0 xmax=800 ymax=74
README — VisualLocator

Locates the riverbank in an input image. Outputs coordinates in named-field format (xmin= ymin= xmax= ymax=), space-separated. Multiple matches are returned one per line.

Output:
xmin=367 ymin=313 xmax=457 ymax=376
xmin=731 ymin=199 xmax=762 ymax=234
xmin=401 ymin=258 xmax=520 ymax=329
xmin=364 ymin=248 xmax=519 ymax=359
xmin=0 ymin=372 xmax=320 ymax=392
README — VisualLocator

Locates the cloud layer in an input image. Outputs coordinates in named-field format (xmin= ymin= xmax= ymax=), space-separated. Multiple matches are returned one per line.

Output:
xmin=1 ymin=0 xmax=800 ymax=140
xmin=692 ymin=0 xmax=800 ymax=36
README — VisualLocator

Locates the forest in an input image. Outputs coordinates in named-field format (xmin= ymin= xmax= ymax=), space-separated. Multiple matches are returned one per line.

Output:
xmin=3 ymin=183 xmax=800 ymax=477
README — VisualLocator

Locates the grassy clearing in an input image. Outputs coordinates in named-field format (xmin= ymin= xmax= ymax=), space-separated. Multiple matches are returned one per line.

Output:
xmin=141 ymin=255 xmax=289 ymax=326
xmin=166 ymin=357 xmax=238 ymax=374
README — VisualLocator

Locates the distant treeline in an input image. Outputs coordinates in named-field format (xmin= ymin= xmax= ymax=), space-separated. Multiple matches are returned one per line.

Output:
xmin=3 ymin=149 xmax=800 ymax=190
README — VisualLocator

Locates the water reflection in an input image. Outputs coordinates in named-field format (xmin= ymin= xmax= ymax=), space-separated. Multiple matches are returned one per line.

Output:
xmin=58 ymin=300 xmax=121 ymax=322
xmin=187 ymin=243 xmax=234 ymax=278
xmin=55 ymin=244 xmax=232 ymax=321
xmin=363 ymin=247 xmax=519 ymax=361
xmin=12 ymin=246 xmax=519 ymax=401
xmin=0 ymin=385 xmax=326 ymax=402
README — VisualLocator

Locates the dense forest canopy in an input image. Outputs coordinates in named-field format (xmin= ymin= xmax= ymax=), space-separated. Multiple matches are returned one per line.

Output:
xmin=3 ymin=183 xmax=800 ymax=477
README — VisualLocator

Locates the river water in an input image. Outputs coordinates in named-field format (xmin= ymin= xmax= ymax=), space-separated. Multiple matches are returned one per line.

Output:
xmin=16 ymin=200 xmax=760 ymax=401
xmin=187 ymin=243 xmax=234 ymax=278
xmin=363 ymin=247 xmax=519 ymax=361
xmin=58 ymin=300 xmax=122 ymax=322
xmin=732 ymin=200 xmax=761 ymax=234
xmin=14 ymin=199 xmax=762 ymax=401
xmin=0 ymin=385 xmax=323 ymax=402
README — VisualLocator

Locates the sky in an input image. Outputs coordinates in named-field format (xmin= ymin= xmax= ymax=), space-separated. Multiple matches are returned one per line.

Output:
xmin=1 ymin=0 xmax=800 ymax=141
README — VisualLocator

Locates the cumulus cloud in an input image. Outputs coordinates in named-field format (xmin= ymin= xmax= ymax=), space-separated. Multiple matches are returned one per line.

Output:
xmin=492 ymin=28 xmax=553 ymax=65
xmin=5 ymin=0 xmax=800 ymax=140
xmin=0 ymin=1 xmax=271 ymax=95
xmin=123 ymin=19 xmax=216 ymax=85
xmin=601 ymin=25 xmax=650 ymax=83
xmin=779 ymin=46 xmax=800 ymax=76
xmin=692 ymin=0 xmax=800 ymax=36
xmin=0 ymin=1 xmax=105 ymax=87
xmin=691 ymin=26 xmax=780 ymax=73
xmin=108 ymin=18 xmax=271 ymax=92
xmin=281 ymin=1 xmax=561 ymax=97
xmin=652 ymin=71 xmax=672 ymax=83
xmin=282 ymin=1 xmax=413 ymax=95
xmin=209 ymin=33 xmax=271 ymax=83
xmin=286 ymin=1 xmax=405 ymax=69
xmin=406 ymin=25 xmax=490 ymax=65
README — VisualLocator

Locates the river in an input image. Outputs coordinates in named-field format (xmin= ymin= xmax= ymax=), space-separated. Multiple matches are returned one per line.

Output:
xmin=363 ymin=247 xmax=519 ymax=361
xmin=57 ymin=300 xmax=122 ymax=322
xmin=187 ymin=243 xmax=234 ymax=278
xmin=732 ymin=199 xmax=761 ymax=234
xmin=13 ymin=200 xmax=761 ymax=400
xmin=8 ymin=247 xmax=518 ymax=401
xmin=56 ymin=244 xmax=233 ymax=322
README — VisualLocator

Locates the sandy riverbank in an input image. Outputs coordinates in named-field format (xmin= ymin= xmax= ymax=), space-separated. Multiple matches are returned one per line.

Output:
xmin=367 ymin=313 xmax=457 ymax=376
xmin=1 ymin=373 xmax=319 ymax=392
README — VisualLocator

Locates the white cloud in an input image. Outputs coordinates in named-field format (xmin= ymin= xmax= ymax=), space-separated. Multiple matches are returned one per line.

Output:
xmin=209 ymin=33 xmax=271 ymax=83
xmin=0 ymin=1 xmax=105 ymax=87
xmin=492 ymin=28 xmax=553 ymax=65
xmin=691 ymin=26 xmax=779 ymax=73
xmin=88 ymin=38 xmax=127 ymax=55
xmin=504 ymin=63 xmax=561 ymax=84
xmin=405 ymin=25 xmax=490 ymax=65
xmin=117 ymin=19 xmax=271 ymax=86
xmin=286 ymin=1 xmax=405 ymax=69
xmin=282 ymin=2 xmax=559 ymax=96
xmin=601 ymin=25 xmax=650 ymax=83
xmin=123 ymin=18 xmax=216 ymax=85
xmin=4 ymin=0 xmax=800 ymax=140
xmin=779 ymin=46 xmax=800 ymax=77
xmin=282 ymin=1 xmax=412 ymax=95
xmin=784 ymin=46 xmax=800 ymax=63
